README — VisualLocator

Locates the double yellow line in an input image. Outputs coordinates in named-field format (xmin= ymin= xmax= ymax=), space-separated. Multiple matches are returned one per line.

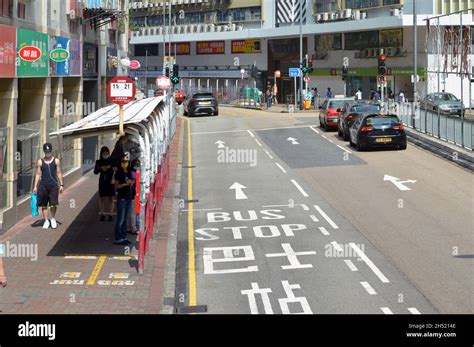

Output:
xmin=187 ymin=118 xmax=197 ymax=306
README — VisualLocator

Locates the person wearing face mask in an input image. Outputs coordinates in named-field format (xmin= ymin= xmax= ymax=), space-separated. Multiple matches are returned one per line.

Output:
xmin=32 ymin=143 xmax=64 ymax=229
xmin=113 ymin=155 xmax=135 ymax=245
xmin=94 ymin=146 xmax=116 ymax=222
xmin=127 ymin=159 xmax=141 ymax=235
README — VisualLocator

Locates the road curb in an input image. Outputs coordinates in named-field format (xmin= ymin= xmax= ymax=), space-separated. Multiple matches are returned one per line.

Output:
xmin=405 ymin=128 xmax=473 ymax=171
xmin=159 ymin=116 xmax=186 ymax=314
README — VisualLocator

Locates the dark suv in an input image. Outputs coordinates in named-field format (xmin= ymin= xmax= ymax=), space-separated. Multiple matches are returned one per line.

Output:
xmin=184 ymin=93 xmax=219 ymax=116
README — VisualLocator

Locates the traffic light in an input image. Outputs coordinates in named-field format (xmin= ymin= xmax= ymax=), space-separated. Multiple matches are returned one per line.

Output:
xmin=342 ymin=66 xmax=348 ymax=81
xmin=301 ymin=58 xmax=308 ymax=74
xmin=378 ymin=54 xmax=387 ymax=76
xmin=165 ymin=66 xmax=170 ymax=77
xmin=308 ymin=58 xmax=313 ymax=73
xmin=171 ymin=64 xmax=179 ymax=84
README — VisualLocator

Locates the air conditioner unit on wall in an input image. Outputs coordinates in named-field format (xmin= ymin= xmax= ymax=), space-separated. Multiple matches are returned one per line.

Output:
xmin=322 ymin=13 xmax=329 ymax=21
xmin=316 ymin=14 xmax=322 ymax=22
xmin=343 ymin=9 xmax=352 ymax=19
xmin=390 ymin=9 xmax=400 ymax=16
xmin=353 ymin=10 xmax=360 ymax=20
xmin=330 ymin=12 xmax=338 ymax=20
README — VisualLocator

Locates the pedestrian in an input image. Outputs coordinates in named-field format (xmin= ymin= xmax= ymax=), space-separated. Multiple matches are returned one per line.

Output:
xmin=374 ymin=90 xmax=381 ymax=102
xmin=272 ymin=84 xmax=278 ymax=104
xmin=0 ymin=250 xmax=7 ymax=287
xmin=128 ymin=159 xmax=141 ymax=235
xmin=110 ymin=135 xmax=128 ymax=168
xmin=32 ymin=143 xmax=64 ymax=229
xmin=94 ymin=146 xmax=115 ymax=222
xmin=355 ymin=88 xmax=363 ymax=100
xmin=266 ymin=88 xmax=272 ymax=108
xmin=113 ymin=155 xmax=134 ymax=245
xmin=398 ymin=90 xmax=406 ymax=103
xmin=258 ymin=89 xmax=264 ymax=107
xmin=326 ymin=88 xmax=333 ymax=99
xmin=370 ymin=89 xmax=375 ymax=100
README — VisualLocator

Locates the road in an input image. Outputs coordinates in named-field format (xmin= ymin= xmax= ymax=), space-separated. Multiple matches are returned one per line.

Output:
xmin=175 ymin=106 xmax=473 ymax=314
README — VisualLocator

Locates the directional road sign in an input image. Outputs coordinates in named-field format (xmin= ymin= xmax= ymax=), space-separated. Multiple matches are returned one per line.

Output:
xmin=289 ymin=68 xmax=301 ymax=77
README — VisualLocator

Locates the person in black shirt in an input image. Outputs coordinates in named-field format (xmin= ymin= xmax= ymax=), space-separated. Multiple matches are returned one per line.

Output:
xmin=113 ymin=155 xmax=134 ymax=245
xmin=94 ymin=146 xmax=116 ymax=222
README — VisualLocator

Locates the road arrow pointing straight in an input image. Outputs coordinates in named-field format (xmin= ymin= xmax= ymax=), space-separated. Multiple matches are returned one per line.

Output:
xmin=384 ymin=175 xmax=417 ymax=191
xmin=215 ymin=140 xmax=226 ymax=149
xmin=229 ymin=182 xmax=248 ymax=200
xmin=287 ymin=137 xmax=300 ymax=145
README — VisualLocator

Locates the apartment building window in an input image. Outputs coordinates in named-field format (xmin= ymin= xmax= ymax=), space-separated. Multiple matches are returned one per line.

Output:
xmin=314 ymin=0 xmax=340 ymax=13
xmin=134 ymin=44 xmax=159 ymax=56
xmin=0 ymin=0 xmax=11 ymax=17
xmin=344 ymin=0 xmax=402 ymax=10
xmin=17 ymin=2 xmax=25 ymax=19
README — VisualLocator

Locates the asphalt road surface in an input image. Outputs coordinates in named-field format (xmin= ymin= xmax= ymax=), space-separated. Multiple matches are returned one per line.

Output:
xmin=175 ymin=107 xmax=473 ymax=314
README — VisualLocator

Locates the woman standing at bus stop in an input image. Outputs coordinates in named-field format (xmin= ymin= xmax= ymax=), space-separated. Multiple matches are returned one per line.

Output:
xmin=94 ymin=146 xmax=115 ymax=222
xmin=113 ymin=155 xmax=135 ymax=245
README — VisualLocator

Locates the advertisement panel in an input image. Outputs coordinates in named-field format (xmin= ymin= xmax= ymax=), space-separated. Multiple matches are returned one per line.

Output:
xmin=196 ymin=41 xmax=225 ymax=55
xmin=17 ymin=28 xmax=49 ymax=77
xmin=69 ymin=39 xmax=81 ymax=76
xmin=380 ymin=29 xmax=403 ymax=47
xmin=231 ymin=39 xmax=262 ymax=54
xmin=0 ymin=24 xmax=16 ymax=78
xmin=165 ymin=42 xmax=191 ymax=55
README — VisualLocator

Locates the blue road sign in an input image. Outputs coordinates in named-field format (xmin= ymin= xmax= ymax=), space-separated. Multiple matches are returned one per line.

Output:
xmin=289 ymin=68 xmax=301 ymax=77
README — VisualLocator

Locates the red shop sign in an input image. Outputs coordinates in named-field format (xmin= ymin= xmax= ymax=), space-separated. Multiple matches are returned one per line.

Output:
xmin=19 ymin=45 xmax=42 ymax=62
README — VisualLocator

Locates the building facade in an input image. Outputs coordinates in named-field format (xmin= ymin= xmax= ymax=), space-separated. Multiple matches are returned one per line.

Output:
xmin=0 ymin=0 xmax=130 ymax=233
xmin=129 ymin=0 xmax=473 ymax=103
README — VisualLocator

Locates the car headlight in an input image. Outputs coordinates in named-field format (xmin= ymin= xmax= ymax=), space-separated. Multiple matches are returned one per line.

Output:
xmin=439 ymin=105 xmax=450 ymax=110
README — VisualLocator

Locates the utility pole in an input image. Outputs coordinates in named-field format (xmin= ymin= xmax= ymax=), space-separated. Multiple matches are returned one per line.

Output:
xmin=145 ymin=49 xmax=148 ymax=97
xmin=412 ymin=0 xmax=417 ymax=128
xmin=299 ymin=0 xmax=303 ymax=110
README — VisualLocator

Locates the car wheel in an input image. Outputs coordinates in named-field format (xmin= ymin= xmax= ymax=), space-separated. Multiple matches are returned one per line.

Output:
xmin=349 ymin=137 xmax=355 ymax=147
xmin=343 ymin=130 xmax=349 ymax=141
xmin=338 ymin=127 xmax=343 ymax=137
xmin=399 ymin=144 xmax=407 ymax=150
xmin=214 ymin=111 xmax=219 ymax=116
xmin=356 ymin=141 xmax=364 ymax=151
xmin=320 ymin=119 xmax=324 ymax=128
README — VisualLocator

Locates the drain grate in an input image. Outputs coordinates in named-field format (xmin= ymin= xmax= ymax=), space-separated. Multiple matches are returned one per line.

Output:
xmin=184 ymin=199 xmax=199 ymax=203
xmin=175 ymin=305 xmax=208 ymax=314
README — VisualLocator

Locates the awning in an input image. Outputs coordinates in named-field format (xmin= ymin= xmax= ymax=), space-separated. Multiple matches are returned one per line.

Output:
xmin=50 ymin=96 xmax=165 ymax=138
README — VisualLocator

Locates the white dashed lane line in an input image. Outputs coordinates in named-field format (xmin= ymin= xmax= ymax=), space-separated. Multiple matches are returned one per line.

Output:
xmin=349 ymin=243 xmax=390 ymax=284
xmin=290 ymin=179 xmax=309 ymax=197
xmin=310 ymin=214 xmax=319 ymax=222
xmin=314 ymin=205 xmax=339 ymax=229
xmin=381 ymin=307 xmax=393 ymax=314
xmin=331 ymin=241 xmax=343 ymax=253
xmin=360 ymin=281 xmax=377 ymax=295
xmin=408 ymin=307 xmax=421 ymax=314
xmin=319 ymin=227 xmax=330 ymax=236
xmin=275 ymin=163 xmax=287 ymax=174
xmin=309 ymin=126 xmax=320 ymax=134
xmin=337 ymin=144 xmax=353 ymax=154
xmin=263 ymin=149 xmax=274 ymax=159
xmin=344 ymin=259 xmax=358 ymax=271
xmin=247 ymin=130 xmax=255 ymax=138
xmin=255 ymin=139 xmax=262 ymax=147
xmin=300 ymin=204 xmax=309 ymax=211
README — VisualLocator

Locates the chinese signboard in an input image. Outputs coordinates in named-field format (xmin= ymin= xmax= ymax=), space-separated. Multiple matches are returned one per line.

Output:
xmin=0 ymin=24 xmax=16 ymax=78
xmin=50 ymin=36 xmax=81 ymax=77
xmin=107 ymin=76 xmax=136 ymax=105
xmin=165 ymin=42 xmax=190 ymax=55
xmin=197 ymin=41 xmax=225 ymax=55
xmin=50 ymin=48 xmax=69 ymax=63
xmin=231 ymin=40 xmax=262 ymax=54
xmin=17 ymin=28 xmax=49 ymax=77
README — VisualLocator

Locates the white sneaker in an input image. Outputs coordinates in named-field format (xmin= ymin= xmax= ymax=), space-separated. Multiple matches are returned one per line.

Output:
xmin=50 ymin=218 xmax=57 ymax=229
xmin=42 ymin=219 xmax=50 ymax=229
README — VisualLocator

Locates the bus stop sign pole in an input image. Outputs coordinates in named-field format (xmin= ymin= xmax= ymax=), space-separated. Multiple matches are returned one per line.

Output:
xmin=107 ymin=76 xmax=136 ymax=135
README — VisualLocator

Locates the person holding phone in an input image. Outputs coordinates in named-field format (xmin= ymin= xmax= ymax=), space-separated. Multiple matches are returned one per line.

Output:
xmin=113 ymin=155 xmax=134 ymax=245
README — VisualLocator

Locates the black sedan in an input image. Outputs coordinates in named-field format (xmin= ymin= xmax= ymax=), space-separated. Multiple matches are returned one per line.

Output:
xmin=184 ymin=92 xmax=219 ymax=116
xmin=349 ymin=114 xmax=407 ymax=151
xmin=338 ymin=103 xmax=381 ymax=141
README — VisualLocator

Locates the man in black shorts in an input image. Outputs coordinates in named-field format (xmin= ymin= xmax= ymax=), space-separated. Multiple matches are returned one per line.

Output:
xmin=33 ymin=143 xmax=64 ymax=229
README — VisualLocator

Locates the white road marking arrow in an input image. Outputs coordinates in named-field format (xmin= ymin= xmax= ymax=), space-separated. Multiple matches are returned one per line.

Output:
xmin=215 ymin=140 xmax=226 ymax=149
xmin=287 ymin=137 xmax=299 ymax=145
xmin=383 ymin=175 xmax=417 ymax=191
xmin=229 ymin=182 xmax=248 ymax=200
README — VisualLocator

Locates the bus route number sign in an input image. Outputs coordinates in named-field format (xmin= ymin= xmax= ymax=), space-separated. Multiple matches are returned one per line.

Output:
xmin=107 ymin=76 xmax=136 ymax=105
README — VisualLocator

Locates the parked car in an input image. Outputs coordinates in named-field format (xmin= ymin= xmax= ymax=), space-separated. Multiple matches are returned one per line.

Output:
xmin=420 ymin=92 xmax=464 ymax=115
xmin=184 ymin=92 xmax=219 ymax=116
xmin=338 ymin=102 xmax=382 ymax=141
xmin=175 ymin=91 xmax=186 ymax=104
xmin=349 ymin=114 xmax=407 ymax=151
xmin=319 ymin=97 xmax=355 ymax=130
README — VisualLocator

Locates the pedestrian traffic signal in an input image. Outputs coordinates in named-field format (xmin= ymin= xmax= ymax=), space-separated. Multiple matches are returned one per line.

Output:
xmin=165 ymin=66 xmax=170 ymax=77
xmin=342 ymin=66 xmax=348 ymax=81
xmin=378 ymin=54 xmax=387 ymax=76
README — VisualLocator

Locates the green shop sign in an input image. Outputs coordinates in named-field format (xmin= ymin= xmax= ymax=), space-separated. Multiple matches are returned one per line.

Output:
xmin=49 ymin=48 xmax=69 ymax=63
xmin=310 ymin=67 xmax=426 ymax=77
xmin=17 ymin=28 xmax=49 ymax=77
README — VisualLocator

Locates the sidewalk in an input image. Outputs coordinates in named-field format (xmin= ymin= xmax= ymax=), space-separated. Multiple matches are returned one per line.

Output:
xmin=0 ymin=117 xmax=183 ymax=314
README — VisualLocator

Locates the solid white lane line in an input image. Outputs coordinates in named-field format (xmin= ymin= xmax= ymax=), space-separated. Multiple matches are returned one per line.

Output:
xmin=300 ymin=204 xmax=309 ymax=211
xmin=337 ymin=144 xmax=352 ymax=154
xmin=247 ymin=130 xmax=255 ymax=138
xmin=321 ymin=135 xmax=328 ymax=139
xmin=263 ymin=149 xmax=274 ymax=159
xmin=309 ymin=126 xmax=320 ymax=134
xmin=319 ymin=227 xmax=330 ymax=236
xmin=275 ymin=163 xmax=287 ymax=174
xmin=349 ymin=243 xmax=390 ymax=284
xmin=360 ymin=281 xmax=377 ymax=295
xmin=331 ymin=241 xmax=343 ymax=252
xmin=344 ymin=259 xmax=358 ymax=271
xmin=381 ymin=307 xmax=393 ymax=314
xmin=310 ymin=214 xmax=319 ymax=222
xmin=408 ymin=308 xmax=421 ymax=314
xmin=255 ymin=139 xmax=262 ymax=146
xmin=290 ymin=179 xmax=309 ymax=197
xmin=314 ymin=205 xmax=339 ymax=229
xmin=326 ymin=138 xmax=334 ymax=143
